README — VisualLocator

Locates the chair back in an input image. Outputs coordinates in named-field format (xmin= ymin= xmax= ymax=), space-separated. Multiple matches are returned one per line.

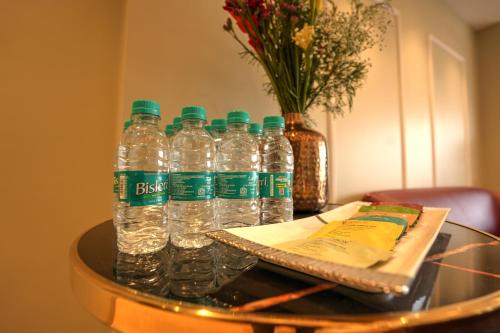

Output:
xmin=363 ymin=187 xmax=500 ymax=236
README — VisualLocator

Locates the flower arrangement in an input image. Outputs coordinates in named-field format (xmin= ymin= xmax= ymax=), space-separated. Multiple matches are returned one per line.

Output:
xmin=223 ymin=0 xmax=392 ymax=116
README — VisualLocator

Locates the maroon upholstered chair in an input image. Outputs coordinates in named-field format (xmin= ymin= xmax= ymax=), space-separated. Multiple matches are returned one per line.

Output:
xmin=362 ymin=187 xmax=500 ymax=236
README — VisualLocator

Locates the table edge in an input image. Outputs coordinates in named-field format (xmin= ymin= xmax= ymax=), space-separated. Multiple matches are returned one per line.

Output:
xmin=69 ymin=220 xmax=500 ymax=332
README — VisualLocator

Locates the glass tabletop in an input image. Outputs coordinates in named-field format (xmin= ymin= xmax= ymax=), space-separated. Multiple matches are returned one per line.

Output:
xmin=76 ymin=214 xmax=500 ymax=317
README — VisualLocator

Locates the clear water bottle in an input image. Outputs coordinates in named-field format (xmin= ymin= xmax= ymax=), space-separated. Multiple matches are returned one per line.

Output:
xmin=173 ymin=116 xmax=182 ymax=134
xmin=249 ymin=122 xmax=263 ymax=141
xmin=164 ymin=124 xmax=174 ymax=144
xmin=260 ymin=116 xmax=294 ymax=224
xmin=216 ymin=111 xmax=260 ymax=228
xmin=113 ymin=119 xmax=134 ymax=197
xmin=204 ymin=125 xmax=213 ymax=137
xmin=113 ymin=100 xmax=169 ymax=254
xmin=123 ymin=119 xmax=132 ymax=132
xmin=169 ymin=106 xmax=216 ymax=248
xmin=211 ymin=118 xmax=227 ymax=148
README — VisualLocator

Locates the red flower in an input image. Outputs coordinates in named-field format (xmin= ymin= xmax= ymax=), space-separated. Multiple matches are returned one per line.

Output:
xmin=280 ymin=3 xmax=298 ymax=13
xmin=247 ymin=0 xmax=264 ymax=10
xmin=248 ymin=38 xmax=263 ymax=53
xmin=223 ymin=0 xmax=266 ymax=54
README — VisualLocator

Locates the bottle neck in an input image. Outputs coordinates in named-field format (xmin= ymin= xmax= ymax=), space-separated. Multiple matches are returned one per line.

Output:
xmin=131 ymin=113 xmax=160 ymax=125
xmin=213 ymin=128 xmax=226 ymax=138
xmin=284 ymin=112 xmax=304 ymax=129
xmin=213 ymin=128 xmax=226 ymax=134
xmin=182 ymin=119 xmax=204 ymax=129
xmin=263 ymin=127 xmax=284 ymax=136
xmin=227 ymin=123 xmax=249 ymax=132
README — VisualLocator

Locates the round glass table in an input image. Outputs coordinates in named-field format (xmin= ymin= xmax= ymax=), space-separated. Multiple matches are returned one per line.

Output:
xmin=70 ymin=214 xmax=499 ymax=332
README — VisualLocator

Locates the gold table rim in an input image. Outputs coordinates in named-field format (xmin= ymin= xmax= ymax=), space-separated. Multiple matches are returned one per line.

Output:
xmin=70 ymin=220 xmax=500 ymax=331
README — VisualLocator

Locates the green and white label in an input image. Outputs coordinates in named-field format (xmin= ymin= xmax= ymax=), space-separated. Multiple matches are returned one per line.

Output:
xmin=118 ymin=171 xmax=169 ymax=206
xmin=170 ymin=172 xmax=215 ymax=201
xmin=216 ymin=172 xmax=258 ymax=199
xmin=113 ymin=171 xmax=120 ymax=193
xmin=259 ymin=172 xmax=292 ymax=198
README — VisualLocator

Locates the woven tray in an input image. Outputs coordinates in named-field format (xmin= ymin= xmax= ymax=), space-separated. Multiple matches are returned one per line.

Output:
xmin=207 ymin=201 xmax=450 ymax=295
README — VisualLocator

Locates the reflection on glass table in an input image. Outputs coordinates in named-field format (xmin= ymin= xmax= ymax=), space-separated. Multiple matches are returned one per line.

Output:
xmin=110 ymin=231 xmax=454 ymax=314
xmin=114 ymin=241 xmax=259 ymax=306
xmin=114 ymin=250 xmax=170 ymax=296
xmin=73 ymin=214 xmax=500 ymax=332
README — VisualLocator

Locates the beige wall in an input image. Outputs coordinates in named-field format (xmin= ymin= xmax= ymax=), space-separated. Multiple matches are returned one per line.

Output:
xmin=394 ymin=0 xmax=477 ymax=190
xmin=0 ymin=0 xmax=125 ymax=332
xmin=316 ymin=0 xmax=477 ymax=202
xmin=122 ymin=0 xmax=478 ymax=203
xmin=477 ymin=24 xmax=500 ymax=190
xmin=120 ymin=0 xmax=279 ymax=134
xmin=0 ymin=0 xmax=487 ymax=331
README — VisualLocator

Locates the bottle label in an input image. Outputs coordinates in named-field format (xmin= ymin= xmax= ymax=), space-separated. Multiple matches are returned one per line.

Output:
xmin=259 ymin=172 xmax=293 ymax=198
xmin=118 ymin=171 xmax=169 ymax=206
xmin=170 ymin=172 xmax=215 ymax=201
xmin=113 ymin=171 xmax=120 ymax=193
xmin=216 ymin=172 xmax=258 ymax=199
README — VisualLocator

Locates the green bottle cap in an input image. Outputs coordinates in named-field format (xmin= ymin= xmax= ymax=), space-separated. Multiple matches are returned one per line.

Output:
xmin=205 ymin=125 xmax=213 ymax=133
xmin=173 ymin=116 xmax=182 ymax=129
xmin=181 ymin=106 xmax=207 ymax=121
xmin=249 ymin=122 xmax=263 ymax=134
xmin=263 ymin=116 xmax=285 ymax=129
xmin=227 ymin=110 xmax=250 ymax=124
xmin=211 ymin=118 xmax=227 ymax=130
xmin=164 ymin=124 xmax=174 ymax=136
xmin=131 ymin=99 xmax=160 ymax=117
xmin=123 ymin=119 xmax=132 ymax=131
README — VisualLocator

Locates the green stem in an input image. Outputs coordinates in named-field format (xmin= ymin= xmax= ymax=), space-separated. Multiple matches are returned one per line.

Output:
xmin=305 ymin=62 xmax=337 ymax=110
xmin=293 ymin=44 xmax=302 ymax=113
xmin=228 ymin=30 xmax=261 ymax=64
xmin=301 ymin=49 xmax=313 ymax=113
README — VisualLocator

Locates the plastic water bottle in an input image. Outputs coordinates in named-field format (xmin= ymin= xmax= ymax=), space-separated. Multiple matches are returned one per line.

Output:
xmin=173 ymin=116 xmax=182 ymax=134
xmin=204 ymin=125 xmax=213 ymax=137
xmin=164 ymin=124 xmax=174 ymax=144
xmin=260 ymin=116 xmax=294 ymax=224
xmin=169 ymin=106 xmax=216 ymax=248
xmin=216 ymin=111 xmax=260 ymax=228
xmin=113 ymin=119 xmax=134 ymax=196
xmin=211 ymin=118 xmax=227 ymax=148
xmin=249 ymin=122 xmax=263 ymax=141
xmin=113 ymin=100 xmax=169 ymax=254
xmin=123 ymin=119 xmax=132 ymax=132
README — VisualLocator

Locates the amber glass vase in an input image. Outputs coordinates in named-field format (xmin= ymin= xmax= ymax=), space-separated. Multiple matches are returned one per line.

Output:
xmin=283 ymin=112 xmax=328 ymax=212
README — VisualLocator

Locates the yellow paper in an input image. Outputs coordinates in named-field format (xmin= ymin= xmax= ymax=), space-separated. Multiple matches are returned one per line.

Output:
xmin=310 ymin=220 xmax=404 ymax=251
xmin=274 ymin=220 xmax=404 ymax=268
xmin=275 ymin=237 xmax=392 ymax=268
